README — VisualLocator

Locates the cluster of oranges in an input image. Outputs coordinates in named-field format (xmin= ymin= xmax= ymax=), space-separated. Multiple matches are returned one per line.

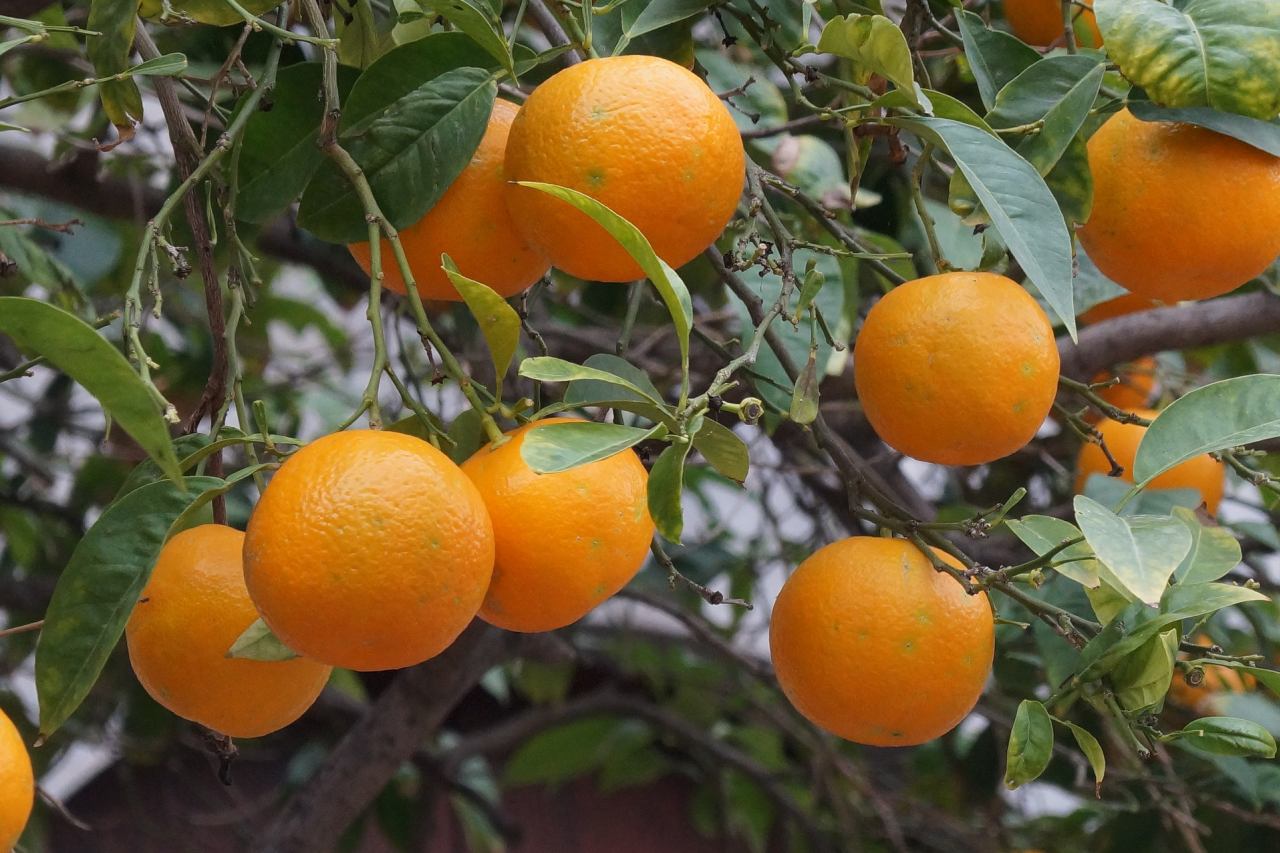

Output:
xmin=120 ymin=419 xmax=654 ymax=741
xmin=7 ymin=17 xmax=1279 ymax=843
xmin=350 ymin=54 xmax=745 ymax=297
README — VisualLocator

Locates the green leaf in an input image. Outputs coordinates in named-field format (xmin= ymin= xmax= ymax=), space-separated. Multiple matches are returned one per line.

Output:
xmin=693 ymin=418 xmax=749 ymax=484
xmin=1110 ymin=627 xmax=1177 ymax=713
xmin=519 ymin=420 xmax=662 ymax=474
xmin=34 ymin=476 xmax=224 ymax=739
xmin=513 ymin=43 xmax=575 ymax=76
xmin=520 ymin=356 xmax=668 ymax=410
xmin=138 ymin=0 xmax=279 ymax=26
xmin=236 ymin=62 xmax=360 ymax=224
xmin=988 ymin=55 xmax=1106 ymax=175
xmin=516 ymin=182 xmax=693 ymax=376
xmin=337 ymin=0 xmax=383 ymax=69
xmin=1076 ymin=582 xmax=1268 ymax=680
xmin=623 ymin=0 xmax=714 ymax=40
xmin=1128 ymin=101 xmax=1280 ymax=156
xmin=889 ymin=116 xmax=1076 ymax=337
xmin=1060 ymin=720 xmax=1106 ymax=796
xmin=956 ymin=10 xmax=1040 ymax=110
xmin=503 ymin=717 xmax=632 ymax=785
xmin=788 ymin=348 xmax=820 ymax=425
xmin=1005 ymin=515 xmax=1100 ymax=588
xmin=1172 ymin=507 xmax=1241 ymax=584
xmin=226 ymin=618 xmax=300 ymax=662
xmin=1133 ymin=376 xmax=1280 ymax=484
xmin=563 ymin=353 xmax=665 ymax=404
xmin=1203 ymin=661 xmax=1280 ymax=698
xmin=817 ymin=14 xmax=917 ymax=105
xmin=0 ymin=297 xmax=181 ymax=483
xmin=1085 ymin=580 xmax=1132 ymax=625
xmin=125 ymin=53 xmax=187 ymax=78
xmin=0 ymin=36 xmax=34 ymax=60
xmin=1005 ymin=699 xmax=1054 ymax=789
xmin=421 ymin=0 xmax=516 ymax=80
xmin=1073 ymin=496 xmax=1193 ymax=605
xmin=299 ymin=35 xmax=499 ymax=243
xmin=648 ymin=439 xmax=692 ymax=543
xmin=1165 ymin=717 xmax=1278 ymax=758
xmin=87 ymin=0 xmax=143 ymax=137
xmin=443 ymin=255 xmax=521 ymax=383
xmin=1095 ymin=0 xmax=1280 ymax=120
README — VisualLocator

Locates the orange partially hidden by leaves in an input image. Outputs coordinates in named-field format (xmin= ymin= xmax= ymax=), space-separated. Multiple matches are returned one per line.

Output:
xmin=349 ymin=99 xmax=550 ymax=300
xmin=1080 ymin=109 xmax=1280 ymax=302
xmin=504 ymin=55 xmax=745 ymax=282
xmin=1168 ymin=637 xmax=1255 ymax=714
xmin=769 ymin=537 xmax=994 ymax=747
xmin=1005 ymin=0 xmax=1101 ymax=47
xmin=1075 ymin=409 xmax=1225 ymax=513
xmin=1093 ymin=356 xmax=1158 ymax=412
xmin=244 ymin=430 xmax=495 ymax=671
xmin=0 ymin=708 xmax=34 ymax=852
xmin=125 ymin=525 xmax=331 ymax=738
xmin=854 ymin=272 xmax=1060 ymax=466
xmin=462 ymin=419 xmax=654 ymax=633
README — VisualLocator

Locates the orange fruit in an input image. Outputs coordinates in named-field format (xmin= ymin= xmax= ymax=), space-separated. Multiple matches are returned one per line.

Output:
xmin=769 ymin=537 xmax=994 ymax=746
xmin=504 ymin=55 xmax=745 ymax=282
xmin=1005 ymin=0 xmax=1101 ymax=47
xmin=853 ymin=272 xmax=1060 ymax=466
xmin=244 ymin=430 xmax=495 ymax=671
xmin=348 ymin=99 xmax=550 ymax=300
xmin=1079 ymin=293 xmax=1161 ymax=326
xmin=0 ymin=708 xmax=33 ymax=852
xmin=462 ymin=419 xmax=654 ymax=632
xmin=1093 ymin=356 xmax=1158 ymax=412
xmin=1080 ymin=109 xmax=1280 ymax=302
xmin=1075 ymin=409 xmax=1225 ymax=513
xmin=125 ymin=525 xmax=331 ymax=738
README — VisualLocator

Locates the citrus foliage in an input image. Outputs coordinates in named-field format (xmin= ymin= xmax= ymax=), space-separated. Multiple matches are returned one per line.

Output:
xmin=2 ymin=1 xmax=1280 ymax=851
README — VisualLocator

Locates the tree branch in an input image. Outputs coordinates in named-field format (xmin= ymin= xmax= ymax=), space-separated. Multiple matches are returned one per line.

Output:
xmin=134 ymin=27 xmax=229 ymax=511
xmin=257 ymin=623 xmax=516 ymax=853
xmin=0 ymin=145 xmax=369 ymax=292
xmin=1058 ymin=291 xmax=1280 ymax=379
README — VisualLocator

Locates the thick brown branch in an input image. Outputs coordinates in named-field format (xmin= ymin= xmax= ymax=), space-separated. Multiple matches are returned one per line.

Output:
xmin=257 ymin=623 xmax=515 ymax=853
xmin=135 ymin=29 xmax=228 ymax=459
xmin=1058 ymin=291 xmax=1280 ymax=379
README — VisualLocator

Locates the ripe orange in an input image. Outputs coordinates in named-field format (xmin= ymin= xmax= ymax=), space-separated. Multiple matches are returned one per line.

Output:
xmin=853 ymin=272 xmax=1060 ymax=466
xmin=1093 ymin=356 xmax=1158 ymax=412
xmin=462 ymin=418 xmax=654 ymax=632
xmin=348 ymin=99 xmax=550 ymax=300
xmin=125 ymin=525 xmax=331 ymax=738
xmin=0 ymin=707 xmax=33 ymax=852
xmin=1079 ymin=293 xmax=1161 ymax=326
xmin=769 ymin=537 xmax=994 ymax=746
xmin=1075 ymin=409 xmax=1225 ymax=513
xmin=1080 ymin=109 xmax=1280 ymax=302
xmin=504 ymin=55 xmax=745 ymax=282
xmin=1005 ymin=0 xmax=1101 ymax=47
xmin=243 ymin=430 xmax=495 ymax=671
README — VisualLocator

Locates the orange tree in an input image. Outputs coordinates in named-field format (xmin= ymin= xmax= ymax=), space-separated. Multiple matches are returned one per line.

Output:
xmin=2 ymin=1 xmax=1280 ymax=851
